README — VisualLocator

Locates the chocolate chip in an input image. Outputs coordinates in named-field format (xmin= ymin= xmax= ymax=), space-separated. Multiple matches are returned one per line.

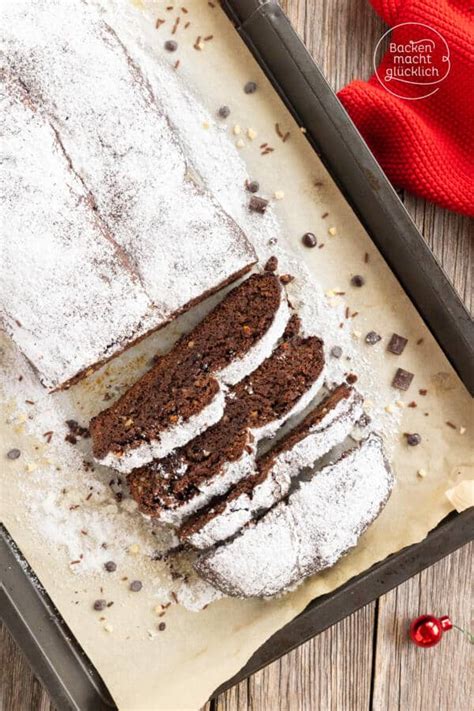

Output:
xmin=217 ymin=105 xmax=230 ymax=118
xmin=264 ymin=256 xmax=278 ymax=272
xmin=246 ymin=180 xmax=260 ymax=193
xmin=93 ymin=599 xmax=107 ymax=611
xmin=387 ymin=333 xmax=408 ymax=355
xmin=358 ymin=413 xmax=371 ymax=428
xmin=158 ymin=622 xmax=166 ymax=631
xmin=129 ymin=580 xmax=142 ymax=592
xmin=392 ymin=368 xmax=414 ymax=391
xmin=164 ymin=40 xmax=178 ymax=52
xmin=302 ymin=232 xmax=317 ymax=248
xmin=104 ymin=561 xmax=117 ymax=573
xmin=406 ymin=433 xmax=421 ymax=446
xmin=330 ymin=346 xmax=342 ymax=358
xmin=350 ymin=275 xmax=365 ymax=287
xmin=279 ymin=274 xmax=294 ymax=285
xmin=249 ymin=196 xmax=268 ymax=214
xmin=365 ymin=331 xmax=381 ymax=345
xmin=244 ymin=81 xmax=257 ymax=94
xmin=6 ymin=448 xmax=21 ymax=460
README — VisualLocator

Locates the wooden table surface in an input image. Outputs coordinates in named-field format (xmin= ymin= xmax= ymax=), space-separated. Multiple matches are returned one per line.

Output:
xmin=1 ymin=1 xmax=472 ymax=710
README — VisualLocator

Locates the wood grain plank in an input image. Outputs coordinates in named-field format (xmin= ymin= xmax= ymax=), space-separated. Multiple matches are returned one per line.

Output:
xmin=0 ymin=624 xmax=56 ymax=711
xmin=214 ymin=603 xmax=375 ymax=711
xmin=372 ymin=542 xmax=473 ymax=711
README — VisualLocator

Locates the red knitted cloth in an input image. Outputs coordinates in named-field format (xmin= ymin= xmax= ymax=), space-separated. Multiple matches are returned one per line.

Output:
xmin=338 ymin=0 xmax=474 ymax=216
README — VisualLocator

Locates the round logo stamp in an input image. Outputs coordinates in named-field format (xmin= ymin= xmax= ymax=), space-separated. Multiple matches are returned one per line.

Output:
xmin=373 ymin=22 xmax=450 ymax=100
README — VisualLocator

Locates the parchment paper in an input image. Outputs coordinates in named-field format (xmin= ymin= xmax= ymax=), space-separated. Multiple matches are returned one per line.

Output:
xmin=1 ymin=2 xmax=472 ymax=710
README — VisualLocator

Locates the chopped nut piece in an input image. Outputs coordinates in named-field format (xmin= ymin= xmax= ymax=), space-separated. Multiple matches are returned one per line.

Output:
xmin=247 ymin=128 xmax=257 ymax=140
xmin=328 ymin=226 xmax=337 ymax=236
xmin=233 ymin=124 xmax=241 ymax=135
xmin=417 ymin=468 xmax=427 ymax=478
xmin=273 ymin=190 xmax=284 ymax=200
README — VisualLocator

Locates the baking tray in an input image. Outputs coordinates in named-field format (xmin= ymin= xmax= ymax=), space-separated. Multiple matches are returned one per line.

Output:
xmin=1 ymin=2 xmax=473 ymax=709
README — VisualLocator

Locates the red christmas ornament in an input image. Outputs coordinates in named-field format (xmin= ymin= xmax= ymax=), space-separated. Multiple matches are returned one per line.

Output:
xmin=409 ymin=614 xmax=453 ymax=647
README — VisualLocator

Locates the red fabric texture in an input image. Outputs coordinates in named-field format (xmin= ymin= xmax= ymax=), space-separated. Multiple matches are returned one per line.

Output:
xmin=337 ymin=0 xmax=474 ymax=216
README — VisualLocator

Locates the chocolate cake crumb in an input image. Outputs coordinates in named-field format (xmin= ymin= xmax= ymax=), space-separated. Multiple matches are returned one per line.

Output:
xmin=264 ymin=256 xmax=278 ymax=272
xmin=158 ymin=622 xmax=166 ymax=631
xmin=346 ymin=373 xmax=358 ymax=384
xmin=350 ymin=275 xmax=365 ymax=287
xmin=419 ymin=389 xmax=428 ymax=396
xmin=249 ymin=196 xmax=268 ymax=214
xmin=164 ymin=40 xmax=178 ymax=52
xmin=365 ymin=331 xmax=381 ymax=345
xmin=217 ymin=105 xmax=230 ymax=119
xmin=104 ymin=561 xmax=117 ymax=573
xmin=387 ymin=333 xmax=408 ymax=355
xmin=392 ymin=368 xmax=414 ymax=391
xmin=302 ymin=232 xmax=317 ymax=248
xmin=6 ymin=448 xmax=21 ymax=460
xmin=330 ymin=346 xmax=342 ymax=359
xmin=93 ymin=599 xmax=107 ymax=611
xmin=129 ymin=580 xmax=143 ymax=592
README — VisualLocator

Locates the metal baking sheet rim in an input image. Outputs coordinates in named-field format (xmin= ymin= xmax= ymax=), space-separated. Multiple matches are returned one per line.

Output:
xmin=1 ymin=2 xmax=473 ymax=709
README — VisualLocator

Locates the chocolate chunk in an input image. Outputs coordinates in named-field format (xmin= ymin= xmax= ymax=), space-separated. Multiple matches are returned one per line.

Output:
xmin=164 ymin=40 xmax=178 ymax=52
xmin=350 ymin=275 xmax=365 ymax=287
xmin=330 ymin=346 xmax=342 ymax=358
xmin=406 ymin=433 xmax=421 ymax=446
xmin=302 ymin=232 xmax=317 ymax=248
xmin=249 ymin=196 xmax=268 ymax=214
xmin=6 ymin=448 xmax=21 ymax=460
xmin=93 ymin=599 xmax=107 ymax=611
xmin=387 ymin=333 xmax=408 ymax=355
xmin=246 ymin=180 xmax=260 ymax=193
xmin=392 ymin=368 xmax=414 ymax=391
xmin=129 ymin=580 xmax=143 ymax=592
xmin=264 ymin=256 xmax=278 ymax=272
xmin=158 ymin=622 xmax=166 ymax=631
xmin=244 ymin=81 xmax=257 ymax=94
xmin=217 ymin=105 xmax=230 ymax=118
xmin=104 ymin=561 xmax=117 ymax=573
xmin=365 ymin=331 xmax=381 ymax=345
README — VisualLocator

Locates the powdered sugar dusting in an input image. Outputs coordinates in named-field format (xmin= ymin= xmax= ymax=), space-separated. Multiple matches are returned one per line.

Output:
xmin=0 ymin=78 xmax=156 ymax=390
xmin=196 ymin=434 xmax=394 ymax=598
xmin=187 ymin=388 xmax=364 ymax=550
xmin=1 ymin=0 xmax=255 ymax=389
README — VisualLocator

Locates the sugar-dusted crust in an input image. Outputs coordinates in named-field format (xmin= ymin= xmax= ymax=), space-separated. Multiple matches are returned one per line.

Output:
xmin=180 ymin=384 xmax=364 ymax=549
xmin=1 ymin=0 xmax=256 ymax=390
xmin=195 ymin=433 xmax=394 ymax=598
xmin=0 ymin=75 xmax=160 ymax=391
xmin=127 ymin=330 xmax=325 ymax=524
xmin=91 ymin=274 xmax=290 ymax=472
